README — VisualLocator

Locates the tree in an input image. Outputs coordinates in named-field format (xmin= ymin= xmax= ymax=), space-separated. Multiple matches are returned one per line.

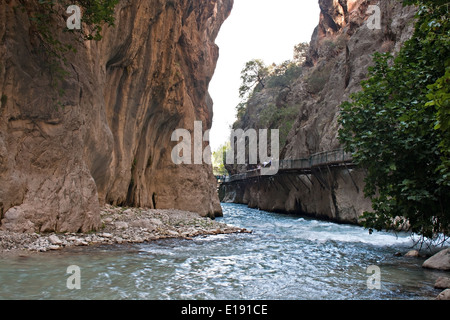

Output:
xmin=338 ymin=0 xmax=450 ymax=244
xmin=239 ymin=59 xmax=270 ymax=100
xmin=426 ymin=64 xmax=450 ymax=188
xmin=266 ymin=60 xmax=303 ymax=90
xmin=23 ymin=0 xmax=119 ymax=104
xmin=293 ymin=42 xmax=309 ymax=64
xmin=212 ymin=142 xmax=231 ymax=176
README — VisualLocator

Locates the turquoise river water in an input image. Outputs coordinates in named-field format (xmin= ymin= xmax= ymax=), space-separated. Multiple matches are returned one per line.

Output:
xmin=0 ymin=203 xmax=447 ymax=300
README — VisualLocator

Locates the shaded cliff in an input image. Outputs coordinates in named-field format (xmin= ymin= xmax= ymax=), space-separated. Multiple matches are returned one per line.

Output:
xmin=284 ymin=0 xmax=416 ymax=157
xmin=222 ymin=0 xmax=417 ymax=223
xmin=0 ymin=0 xmax=233 ymax=233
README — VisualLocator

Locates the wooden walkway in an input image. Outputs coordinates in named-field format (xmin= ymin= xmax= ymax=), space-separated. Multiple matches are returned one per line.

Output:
xmin=223 ymin=148 xmax=354 ymax=183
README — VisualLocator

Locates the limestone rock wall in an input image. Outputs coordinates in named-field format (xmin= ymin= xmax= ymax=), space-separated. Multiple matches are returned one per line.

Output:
xmin=0 ymin=0 xmax=233 ymax=233
xmin=221 ymin=168 xmax=371 ymax=225
xmin=222 ymin=0 xmax=416 ymax=224
xmin=284 ymin=0 xmax=416 ymax=158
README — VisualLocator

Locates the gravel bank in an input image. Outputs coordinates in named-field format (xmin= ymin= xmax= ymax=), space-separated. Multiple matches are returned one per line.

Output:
xmin=0 ymin=205 xmax=250 ymax=257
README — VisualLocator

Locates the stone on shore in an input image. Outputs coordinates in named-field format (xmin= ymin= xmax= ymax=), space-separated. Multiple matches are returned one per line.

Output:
xmin=0 ymin=205 xmax=250 ymax=256
xmin=405 ymin=250 xmax=420 ymax=257
xmin=435 ymin=277 xmax=450 ymax=290
xmin=436 ymin=289 xmax=450 ymax=300
xmin=423 ymin=248 xmax=450 ymax=271
xmin=114 ymin=222 xmax=129 ymax=230
xmin=129 ymin=219 xmax=157 ymax=231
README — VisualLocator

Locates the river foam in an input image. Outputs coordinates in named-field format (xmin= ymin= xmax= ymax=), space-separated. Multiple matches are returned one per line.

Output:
xmin=0 ymin=203 xmax=444 ymax=300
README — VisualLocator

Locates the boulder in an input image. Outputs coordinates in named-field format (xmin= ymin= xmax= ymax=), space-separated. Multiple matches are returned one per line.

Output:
xmin=48 ymin=235 xmax=62 ymax=245
xmin=436 ymin=289 xmax=450 ymax=300
xmin=423 ymin=248 xmax=450 ymax=271
xmin=435 ymin=277 xmax=450 ymax=290
xmin=130 ymin=219 xmax=157 ymax=231
xmin=114 ymin=222 xmax=129 ymax=230
xmin=1 ymin=207 xmax=36 ymax=234
xmin=405 ymin=250 xmax=420 ymax=257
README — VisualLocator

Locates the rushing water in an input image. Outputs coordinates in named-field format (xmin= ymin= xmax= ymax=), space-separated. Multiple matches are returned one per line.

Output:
xmin=0 ymin=203 xmax=446 ymax=300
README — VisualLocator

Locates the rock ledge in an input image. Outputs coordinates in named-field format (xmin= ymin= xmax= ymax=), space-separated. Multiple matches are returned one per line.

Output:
xmin=0 ymin=205 xmax=250 ymax=256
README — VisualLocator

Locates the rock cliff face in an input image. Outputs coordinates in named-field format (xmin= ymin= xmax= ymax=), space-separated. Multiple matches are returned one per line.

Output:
xmin=221 ymin=168 xmax=372 ymax=225
xmin=284 ymin=0 xmax=416 ymax=158
xmin=221 ymin=0 xmax=417 ymax=223
xmin=0 ymin=0 xmax=233 ymax=233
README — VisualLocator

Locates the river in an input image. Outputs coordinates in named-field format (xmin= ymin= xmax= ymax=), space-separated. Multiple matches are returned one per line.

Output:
xmin=0 ymin=203 xmax=445 ymax=300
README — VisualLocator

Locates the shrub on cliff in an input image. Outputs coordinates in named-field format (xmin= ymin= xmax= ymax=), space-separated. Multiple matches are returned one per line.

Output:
xmin=305 ymin=59 xmax=335 ymax=94
xmin=239 ymin=59 xmax=270 ymax=101
xmin=259 ymin=103 xmax=299 ymax=148
xmin=338 ymin=0 xmax=450 ymax=244
xmin=238 ymin=43 xmax=309 ymax=102
xmin=234 ymin=43 xmax=308 ymax=151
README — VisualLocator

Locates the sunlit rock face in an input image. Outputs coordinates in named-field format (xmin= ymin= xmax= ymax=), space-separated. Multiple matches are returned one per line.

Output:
xmin=221 ymin=0 xmax=417 ymax=224
xmin=284 ymin=0 xmax=416 ymax=158
xmin=0 ymin=0 xmax=233 ymax=233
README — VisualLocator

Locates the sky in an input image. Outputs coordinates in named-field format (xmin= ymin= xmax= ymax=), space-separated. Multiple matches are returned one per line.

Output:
xmin=208 ymin=0 xmax=321 ymax=151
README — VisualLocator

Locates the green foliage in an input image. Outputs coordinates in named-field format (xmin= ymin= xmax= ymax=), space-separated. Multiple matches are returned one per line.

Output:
xmin=426 ymin=63 xmax=450 ymax=188
xmin=212 ymin=142 xmax=231 ymax=176
xmin=259 ymin=103 xmax=299 ymax=148
xmin=239 ymin=59 xmax=270 ymax=100
xmin=232 ymin=101 xmax=250 ymax=132
xmin=232 ymin=42 xmax=310 ymax=158
xmin=305 ymin=60 xmax=334 ymax=94
xmin=31 ymin=0 xmax=119 ymax=42
xmin=238 ymin=43 xmax=309 ymax=101
xmin=74 ymin=0 xmax=119 ymax=41
xmin=338 ymin=0 xmax=450 ymax=243
xmin=293 ymin=42 xmax=309 ymax=64
xmin=427 ymin=63 xmax=450 ymax=142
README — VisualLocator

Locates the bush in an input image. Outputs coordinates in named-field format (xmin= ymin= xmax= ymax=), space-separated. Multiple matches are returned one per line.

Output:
xmin=266 ymin=61 xmax=303 ymax=89
xmin=338 ymin=0 xmax=450 ymax=243
xmin=259 ymin=103 xmax=299 ymax=148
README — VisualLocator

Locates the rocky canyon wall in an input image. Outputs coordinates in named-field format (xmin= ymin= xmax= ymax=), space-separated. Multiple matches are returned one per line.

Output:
xmin=221 ymin=0 xmax=417 ymax=224
xmin=221 ymin=168 xmax=371 ymax=225
xmin=0 ymin=0 xmax=233 ymax=233
xmin=284 ymin=0 xmax=416 ymax=158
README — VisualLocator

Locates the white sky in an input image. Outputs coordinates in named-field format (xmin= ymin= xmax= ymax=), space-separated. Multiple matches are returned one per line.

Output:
xmin=209 ymin=0 xmax=321 ymax=150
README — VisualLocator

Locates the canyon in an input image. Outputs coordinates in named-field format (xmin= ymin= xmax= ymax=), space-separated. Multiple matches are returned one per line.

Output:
xmin=0 ymin=0 xmax=233 ymax=233
xmin=220 ymin=0 xmax=417 ymax=224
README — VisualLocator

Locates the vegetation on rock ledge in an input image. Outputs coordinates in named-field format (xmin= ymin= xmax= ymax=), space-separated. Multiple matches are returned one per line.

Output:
xmin=233 ymin=42 xmax=309 ymax=151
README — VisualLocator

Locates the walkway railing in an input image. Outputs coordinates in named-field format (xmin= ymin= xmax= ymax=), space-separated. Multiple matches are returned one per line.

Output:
xmin=309 ymin=149 xmax=353 ymax=167
xmin=224 ymin=148 xmax=353 ymax=183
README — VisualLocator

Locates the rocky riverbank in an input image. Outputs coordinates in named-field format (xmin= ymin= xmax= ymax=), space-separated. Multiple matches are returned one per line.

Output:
xmin=0 ymin=205 xmax=250 ymax=257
